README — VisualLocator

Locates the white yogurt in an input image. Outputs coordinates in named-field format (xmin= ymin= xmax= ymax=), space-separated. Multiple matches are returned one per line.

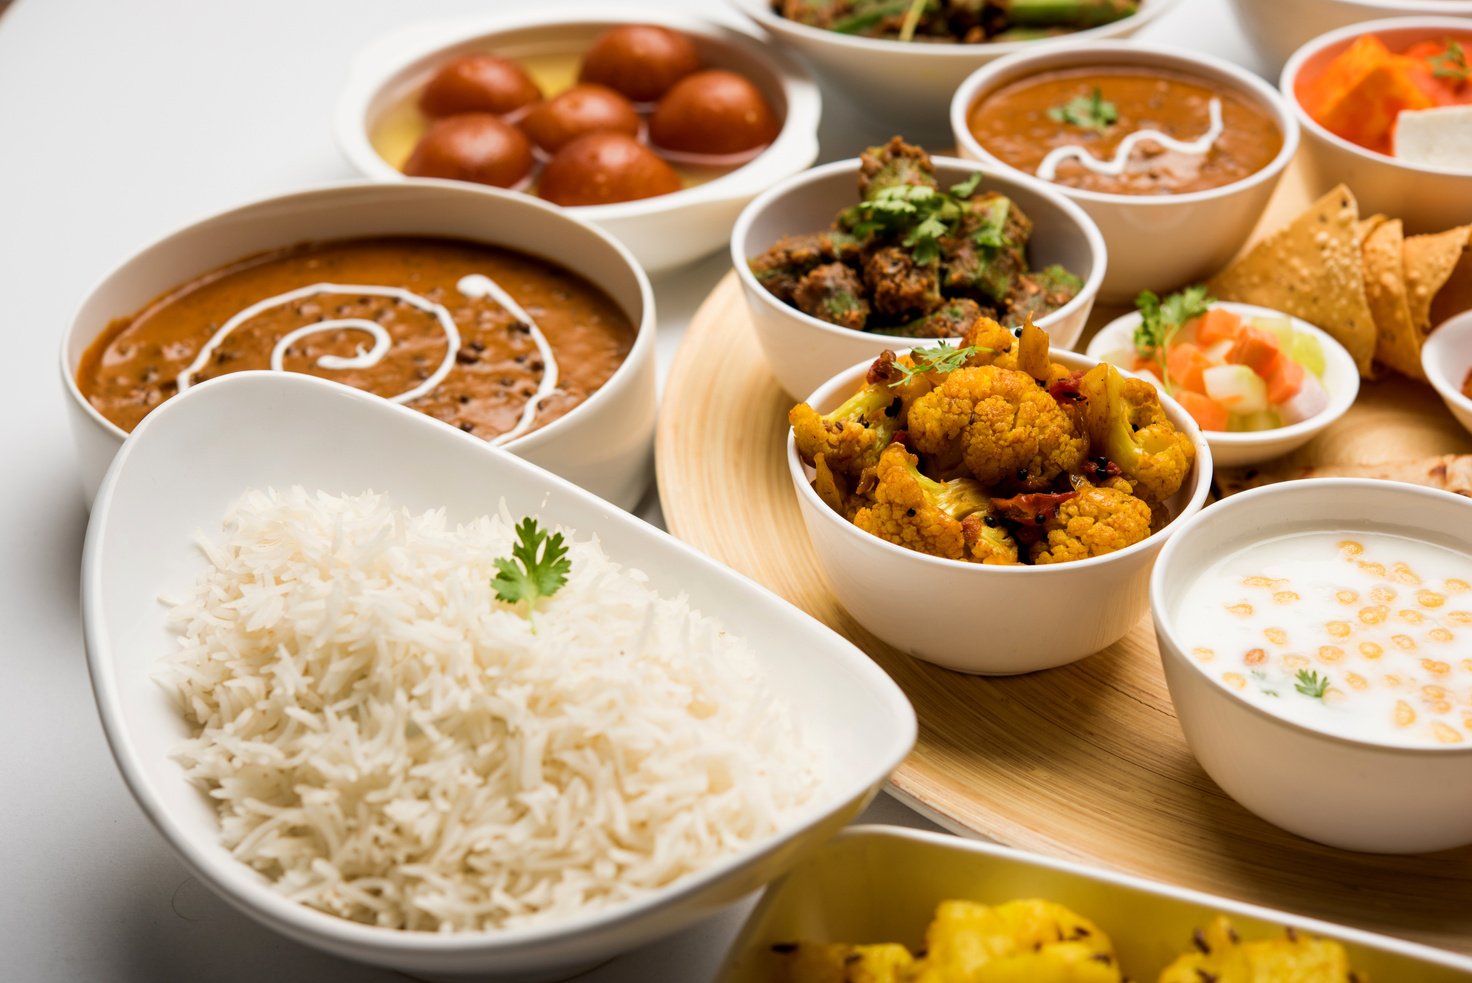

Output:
xmin=1178 ymin=529 xmax=1472 ymax=747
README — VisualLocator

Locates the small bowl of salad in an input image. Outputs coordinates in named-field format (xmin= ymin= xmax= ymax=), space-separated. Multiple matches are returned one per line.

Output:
xmin=1085 ymin=291 xmax=1360 ymax=467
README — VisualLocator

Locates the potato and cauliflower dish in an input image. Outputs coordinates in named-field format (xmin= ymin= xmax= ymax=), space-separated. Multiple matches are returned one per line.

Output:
xmin=771 ymin=903 xmax=1363 ymax=982
xmin=791 ymin=318 xmax=1195 ymax=565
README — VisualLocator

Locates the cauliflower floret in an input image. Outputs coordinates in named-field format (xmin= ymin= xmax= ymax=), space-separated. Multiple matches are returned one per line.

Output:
xmin=852 ymin=444 xmax=1016 ymax=563
xmin=1079 ymin=363 xmax=1194 ymax=505
xmin=791 ymin=383 xmax=899 ymax=479
xmin=907 ymin=365 xmax=1086 ymax=487
xmin=1030 ymin=485 xmax=1153 ymax=565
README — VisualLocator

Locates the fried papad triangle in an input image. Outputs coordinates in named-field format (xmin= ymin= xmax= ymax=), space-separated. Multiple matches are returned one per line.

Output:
xmin=1216 ymin=455 xmax=1472 ymax=497
xmin=1430 ymin=245 xmax=1472 ymax=328
xmin=1363 ymin=219 xmax=1421 ymax=378
xmin=1405 ymin=225 xmax=1472 ymax=333
xmin=1208 ymin=184 xmax=1376 ymax=375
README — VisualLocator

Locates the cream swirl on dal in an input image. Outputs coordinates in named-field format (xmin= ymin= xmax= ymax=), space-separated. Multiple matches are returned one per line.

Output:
xmin=175 ymin=273 xmax=561 ymax=444
xmin=1037 ymin=98 xmax=1225 ymax=183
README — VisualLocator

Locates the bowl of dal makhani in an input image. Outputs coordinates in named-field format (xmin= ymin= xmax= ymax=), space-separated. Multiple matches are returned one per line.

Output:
xmin=951 ymin=41 xmax=1298 ymax=302
xmin=1151 ymin=478 xmax=1472 ymax=854
xmin=60 ymin=179 xmax=657 ymax=511
xmin=81 ymin=370 xmax=916 ymax=980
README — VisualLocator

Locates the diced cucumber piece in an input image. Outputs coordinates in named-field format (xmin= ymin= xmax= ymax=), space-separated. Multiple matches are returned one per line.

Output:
xmin=1229 ymin=408 xmax=1282 ymax=432
xmin=1251 ymin=316 xmax=1295 ymax=350
xmin=1203 ymin=363 xmax=1268 ymax=414
xmin=1202 ymin=339 xmax=1234 ymax=364
xmin=1289 ymin=331 xmax=1326 ymax=378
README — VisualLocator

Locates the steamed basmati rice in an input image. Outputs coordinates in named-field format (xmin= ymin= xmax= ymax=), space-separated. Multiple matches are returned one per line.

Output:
xmin=161 ymin=487 xmax=818 ymax=932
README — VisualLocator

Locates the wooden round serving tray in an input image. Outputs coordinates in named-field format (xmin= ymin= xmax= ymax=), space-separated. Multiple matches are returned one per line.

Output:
xmin=656 ymin=268 xmax=1472 ymax=954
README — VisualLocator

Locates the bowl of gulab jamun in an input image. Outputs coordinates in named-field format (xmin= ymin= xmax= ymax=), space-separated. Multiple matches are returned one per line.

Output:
xmin=338 ymin=8 xmax=821 ymax=274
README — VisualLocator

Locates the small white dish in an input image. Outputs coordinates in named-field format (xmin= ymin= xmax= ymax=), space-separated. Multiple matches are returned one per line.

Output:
xmin=788 ymin=348 xmax=1211 ymax=675
xmin=724 ymin=0 xmax=1182 ymax=141
xmin=952 ymin=41 xmax=1299 ymax=303
xmin=60 ymin=179 xmax=657 ymax=511
xmin=1152 ymin=478 xmax=1472 ymax=854
xmin=1086 ymin=301 xmax=1360 ymax=467
xmin=715 ymin=825 xmax=1472 ymax=982
xmin=1423 ymin=310 xmax=1472 ymax=437
xmin=337 ymin=7 xmax=821 ymax=275
xmin=1282 ymin=17 xmax=1472 ymax=234
xmin=82 ymin=371 xmax=916 ymax=982
xmin=1230 ymin=0 xmax=1472 ymax=76
xmin=733 ymin=156 xmax=1106 ymax=401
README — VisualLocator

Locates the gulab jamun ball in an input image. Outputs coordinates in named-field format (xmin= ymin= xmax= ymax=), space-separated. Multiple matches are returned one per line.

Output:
xmin=649 ymin=70 xmax=779 ymax=156
xmin=404 ymin=114 xmax=535 ymax=187
xmin=578 ymin=25 xmax=700 ymax=103
xmin=419 ymin=54 xmax=542 ymax=117
xmin=520 ymin=84 xmax=641 ymax=154
xmin=538 ymin=132 xmax=681 ymax=206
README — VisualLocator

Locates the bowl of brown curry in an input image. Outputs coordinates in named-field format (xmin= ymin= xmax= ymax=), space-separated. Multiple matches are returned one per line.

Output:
xmin=61 ymin=180 xmax=656 ymax=510
xmin=951 ymin=41 xmax=1299 ymax=302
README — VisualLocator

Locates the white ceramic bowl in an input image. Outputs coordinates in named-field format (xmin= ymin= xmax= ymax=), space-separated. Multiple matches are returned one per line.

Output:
xmin=716 ymin=825 xmax=1472 ymax=981
xmin=788 ymin=348 xmax=1212 ymax=674
xmin=1283 ymin=17 xmax=1472 ymax=234
xmin=1230 ymin=0 xmax=1472 ymax=76
xmin=725 ymin=0 xmax=1182 ymax=141
xmin=1423 ymin=310 xmax=1472 ymax=436
xmin=952 ymin=41 xmax=1300 ymax=303
xmin=733 ymin=156 xmax=1106 ymax=400
xmin=337 ymin=7 xmax=821 ymax=275
xmin=82 ymin=371 xmax=917 ymax=982
xmin=1152 ymin=478 xmax=1472 ymax=853
xmin=1086 ymin=302 xmax=1360 ymax=467
xmin=60 ymin=180 xmax=657 ymax=512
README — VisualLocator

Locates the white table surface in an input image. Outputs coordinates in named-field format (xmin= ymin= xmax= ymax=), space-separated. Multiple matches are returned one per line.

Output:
xmin=0 ymin=1 xmax=1255 ymax=978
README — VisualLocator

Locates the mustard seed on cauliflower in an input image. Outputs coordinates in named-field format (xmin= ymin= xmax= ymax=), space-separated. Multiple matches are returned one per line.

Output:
xmin=853 ymin=444 xmax=1017 ymax=563
xmin=907 ymin=365 xmax=1086 ymax=488
xmin=1030 ymin=485 xmax=1153 ymax=565
xmin=1079 ymin=363 xmax=1194 ymax=504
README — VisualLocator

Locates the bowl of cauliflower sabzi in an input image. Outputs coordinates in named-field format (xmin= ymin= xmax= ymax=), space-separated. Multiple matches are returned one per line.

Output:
xmin=787 ymin=317 xmax=1212 ymax=674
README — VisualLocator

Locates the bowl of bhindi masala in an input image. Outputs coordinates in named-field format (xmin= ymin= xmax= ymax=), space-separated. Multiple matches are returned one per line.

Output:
xmin=952 ymin=41 xmax=1298 ymax=301
xmin=60 ymin=180 xmax=657 ymax=510
xmin=733 ymin=138 xmax=1106 ymax=399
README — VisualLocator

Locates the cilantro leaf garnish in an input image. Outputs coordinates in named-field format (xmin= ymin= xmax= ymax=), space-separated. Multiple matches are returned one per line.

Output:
xmin=1048 ymin=87 xmax=1119 ymax=133
xmin=1430 ymin=39 xmax=1469 ymax=82
xmin=1294 ymin=669 xmax=1331 ymax=700
xmin=887 ymin=344 xmax=990 ymax=385
xmin=492 ymin=517 xmax=571 ymax=629
xmin=1132 ymin=286 xmax=1213 ymax=391
xmin=949 ymin=173 xmax=983 ymax=199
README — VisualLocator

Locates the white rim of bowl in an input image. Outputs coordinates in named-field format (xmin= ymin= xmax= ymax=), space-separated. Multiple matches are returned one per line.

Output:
xmin=1151 ymin=476 xmax=1472 ymax=757
xmin=335 ymin=6 xmax=822 ymax=218
xmin=1421 ymin=309 xmax=1472 ymax=416
xmin=730 ymin=156 xmax=1108 ymax=346
xmin=1085 ymin=301 xmax=1361 ymax=447
xmin=57 ymin=178 xmax=656 ymax=454
xmin=950 ymin=40 xmax=1301 ymax=208
xmin=1282 ymin=16 xmax=1472 ymax=179
xmin=84 ymin=371 xmax=919 ymax=955
xmin=725 ymin=0 xmax=1184 ymax=56
xmin=786 ymin=348 xmax=1214 ymax=576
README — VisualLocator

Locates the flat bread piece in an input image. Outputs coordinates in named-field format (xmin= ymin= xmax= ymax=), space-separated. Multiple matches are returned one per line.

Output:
xmin=1405 ymin=225 xmax=1471 ymax=332
xmin=1363 ymin=219 xmax=1421 ymax=378
xmin=1209 ymin=185 xmax=1377 ymax=375
xmin=1217 ymin=455 xmax=1472 ymax=497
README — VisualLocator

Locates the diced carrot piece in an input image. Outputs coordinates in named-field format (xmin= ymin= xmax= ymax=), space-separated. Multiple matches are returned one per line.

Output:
xmin=1265 ymin=355 xmax=1306 ymax=405
xmin=1195 ymin=307 xmax=1243 ymax=345
xmin=1166 ymin=342 xmax=1211 ymax=394
xmin=1176 ymin=391 xmax=1229 ymax=432
xmin=1226 ymin=326 xmax=1283 ymax=376
xmin=1297 ymin=35 xmax=1435 ymax=152
xmin=1132 ymin=356 xmax=1159 ymax=374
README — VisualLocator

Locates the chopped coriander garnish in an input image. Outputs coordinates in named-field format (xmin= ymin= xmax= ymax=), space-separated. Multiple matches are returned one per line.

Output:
xmin=949 ymin=173 xmax=983 ymax=199
xmin=888 ymin=344 xmax=990 ymax=385
xmin=840 ymin=174 xmax=996 ymax=267
xmin=1294 ymin=669 xmax=1331 ymax=700
xmin=1133 ymin=285 xmax=1214 ymax=391
xmin=1430 ymin=39 xmax=1469 ymax=82
xmin=492 ymin=517 xmax=571 ymax=630
xmin=1048 ymin=87 xmax=1119 ymax=133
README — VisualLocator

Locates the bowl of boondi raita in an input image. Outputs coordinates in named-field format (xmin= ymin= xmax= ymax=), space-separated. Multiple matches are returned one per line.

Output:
xmin=80 ymin=371 xmax=915 ymax=981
